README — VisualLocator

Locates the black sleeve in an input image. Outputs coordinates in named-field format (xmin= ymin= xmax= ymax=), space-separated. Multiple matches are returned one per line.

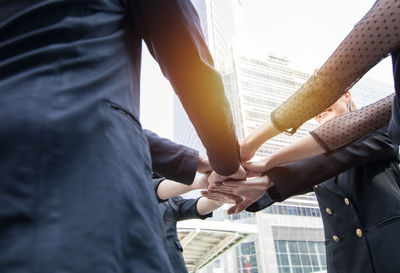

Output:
xmin=127 ymin=0 xmax=241 ymax=176
xmin=152 ymin=178 xmax=169 ymax=203
xmin=267 ymin=126 xmax=399 ymax=202
xmin=144 ymin=129 xmax=198 ymax=185
xmin=245 ymin=191 xmax=276 ymax=213
xmin=171 ymin=196 xmax=212 ymax=221
xmin=245 ymin=186 xmax=314 ymax=212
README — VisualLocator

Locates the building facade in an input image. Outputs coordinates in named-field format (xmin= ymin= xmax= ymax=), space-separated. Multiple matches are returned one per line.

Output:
xmin=174 ymin=1 xmax=394 ymax=273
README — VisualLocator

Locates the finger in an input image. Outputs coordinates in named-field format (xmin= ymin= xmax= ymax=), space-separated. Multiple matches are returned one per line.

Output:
xmin=209 ymin=188 xmax=235 ymax=195
xmin=221 ymin=180 xmax=245 ymax=187
xmin=212 ymin=185 xmax=235 ymax=191
xmin=200 ymin=190 xmax=209 ymax=196
xmin=235 ymin=199 xmax=253 ymax=213
xmin=212 ymin=192 xmax=243 ymax=203
xmin=227 ymin=205 xmax=238 ymax=215
xmin=206 ymin=194 xmax=232 ymax=204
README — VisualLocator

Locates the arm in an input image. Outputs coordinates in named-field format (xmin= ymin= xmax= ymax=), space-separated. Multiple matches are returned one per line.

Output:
xmin=310 ymin=94 xmax=394 ymax=152
xmin=242 ymin=134 xmax=324 ymax=172
xmin=252 ymin=0 xmax=400 ymax=142
xmin=144 ymin=129 xmax=199 ymax=185
xmin=173 ymin=196 xmax=221 ymax=221
xmin=130 ymin=0 xmax=241 ymax=175
xmin=196 ymin=197 xmax=223 ymax=216
xmin=266 ymin=126 xmax=399 ymax=202
xmin=210 ymin=126 xmax=398 ymax=212
xmin=240 ymin=122 xmax=281 ymax=162
xmin=242 ymin=94 xmax=394 ymax=162
xmin=155 ymin=174 xmax=209 ymax=201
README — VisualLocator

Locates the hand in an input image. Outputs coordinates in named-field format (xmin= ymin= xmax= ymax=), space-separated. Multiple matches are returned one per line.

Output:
xmin=191 ymin=173 xmax=210 ymax=190
xmin=243 ymin=159 xmax=272 ymax=177
xmin=200 ymin=191 xmax=242 ymax=205
xmin=208 ymin=165 xmax=246 ymax=185
xmin=209 ymin=175 xmax=274 ymax=214
xmin=197 ymin=154 xmax=212 ymax=174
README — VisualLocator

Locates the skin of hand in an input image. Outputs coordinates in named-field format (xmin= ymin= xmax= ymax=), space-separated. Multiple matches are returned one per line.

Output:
xmin=196 ymin=196 xmax=225 ymax=216
xmin=200 ymin=191 xmax=242 ymax=205
xmin=191 ymin=173 xmax=210 ymax=190
xmin=197 ymin=153 xmax=212 ymax=174
xmin=208 ymin=174 xmax=274 ymax=214
xmin=208 ymin=164 xmax=247 ymax=185
xmin=156 ymin=174 xmax=210 ymax=200
xmin=240 ymin=120 xmax=281 ymax=162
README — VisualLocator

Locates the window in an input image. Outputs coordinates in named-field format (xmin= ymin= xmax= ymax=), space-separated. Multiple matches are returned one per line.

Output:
xmin=274 ymin=240 xmax=327 ymax=273
xmin=236 ymin=241 xmax=259 ymax=273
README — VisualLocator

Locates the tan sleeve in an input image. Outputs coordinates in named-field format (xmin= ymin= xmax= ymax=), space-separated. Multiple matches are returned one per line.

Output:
xmin=271 ymin=0 xmax=400 ymax=132
xmin=310 ymin=94 xmax=394 ymax=152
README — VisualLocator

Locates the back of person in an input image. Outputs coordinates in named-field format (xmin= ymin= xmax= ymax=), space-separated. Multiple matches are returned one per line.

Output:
xmin=0 ymin=1 xmax=169 ymax=272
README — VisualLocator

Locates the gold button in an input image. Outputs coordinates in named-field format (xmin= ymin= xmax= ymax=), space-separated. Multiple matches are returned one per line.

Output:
xmin=325 ymin=208 xmax=333 ymax=215
xmin=333 ymin=235 xmax=340 ymax=243
xmin=356 ymin=228 xmax=363 ymax=238
xmin=344 ymin=198 xmax=350 ymax=206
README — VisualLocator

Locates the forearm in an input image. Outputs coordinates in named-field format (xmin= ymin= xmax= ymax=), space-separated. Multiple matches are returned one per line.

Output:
xmin=267 ymin=134 xmax=324 ymax=169
xmin=134 ymin=0 xmax=240 ymax=176
xmin=241 ymin=120 xmax=281 ymax=161
xmin=196 ymin=197 xmax=223 ymax=216
xmin=156 ymin=180 xmax=195 ymax=201
xmin=267 ymin=127 xmax=397 ymax=201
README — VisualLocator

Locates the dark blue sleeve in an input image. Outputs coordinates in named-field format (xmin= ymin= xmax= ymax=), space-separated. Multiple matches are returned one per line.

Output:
xmin=245 ymin=191 xmax=276 ymax=212
xmin=266 ymin=127 xmax=399 ymax=202
xmin=144 ymin=129 xmax=198 ymax=185
xmin=171 ymin=196 xmax=212 ymax=221
xmin=127 ymin=0 xmax=241 ymax=176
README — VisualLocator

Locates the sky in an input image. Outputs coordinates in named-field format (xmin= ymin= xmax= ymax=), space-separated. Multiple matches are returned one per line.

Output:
xmin=140 ymin=0 xmax=394 ymax=139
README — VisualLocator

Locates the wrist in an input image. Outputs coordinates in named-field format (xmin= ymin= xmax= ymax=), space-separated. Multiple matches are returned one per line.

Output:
xmin=261 ymin=174 xmax=274 ymax=189
xmin=197 ymin=154 xmax=211 ymax=174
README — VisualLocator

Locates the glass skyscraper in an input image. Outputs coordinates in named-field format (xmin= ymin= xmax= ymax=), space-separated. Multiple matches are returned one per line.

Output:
xmin=174 ymin=1 xmax=394 ymax=273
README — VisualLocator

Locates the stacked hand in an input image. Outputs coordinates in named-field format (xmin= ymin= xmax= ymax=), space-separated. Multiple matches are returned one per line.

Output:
xmin=202 ymin=160 xmax=275 ymax=214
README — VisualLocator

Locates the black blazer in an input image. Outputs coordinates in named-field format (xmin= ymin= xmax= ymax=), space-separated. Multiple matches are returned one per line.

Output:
xmin=0 ymin=1 xmax=239 ymax=273
xmin=248 ymin=127 xmax=400 ymax=273
xmin=389 ymin=48 xmax=400 ymax=143
xmin=153 ymin=179 xmax=212 ymax=273
xmin=144 ymin=129 xmax=199 ymax=185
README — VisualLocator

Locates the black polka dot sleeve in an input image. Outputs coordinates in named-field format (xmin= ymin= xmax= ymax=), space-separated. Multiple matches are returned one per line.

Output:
xmin=310 ymin=93 xmax=394 ymax=152
xmin=271 ymin=0 xmax=400 ymax=135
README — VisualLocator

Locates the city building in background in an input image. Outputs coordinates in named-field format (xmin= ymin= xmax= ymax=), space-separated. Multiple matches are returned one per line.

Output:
xmin=173 ymin=1 xmax=394 ymax=273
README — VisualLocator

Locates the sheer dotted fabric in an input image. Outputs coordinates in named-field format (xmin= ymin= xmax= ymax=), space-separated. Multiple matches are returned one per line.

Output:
xmin=271 ymin=0 xmax=400 ymax=137
xmin=310 ymin=94 xmax=394 ymax=152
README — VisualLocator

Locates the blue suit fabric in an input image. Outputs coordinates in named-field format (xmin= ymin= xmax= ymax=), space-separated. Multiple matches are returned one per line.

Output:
xmin=0 ymin=1 xmax=240 ymax=272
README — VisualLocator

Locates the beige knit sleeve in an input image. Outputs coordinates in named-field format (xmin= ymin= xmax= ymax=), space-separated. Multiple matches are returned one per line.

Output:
xmin=310 ymin=94 xmax=394 ymax=152
xmin=271 ymin=0 xmax=400 ymax=133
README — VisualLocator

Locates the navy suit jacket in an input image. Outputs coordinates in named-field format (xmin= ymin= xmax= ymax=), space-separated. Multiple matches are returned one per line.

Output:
xmin=248 ymin=127 xmax=400 ymax=273
xmin=0 ymin=1 xmax=240 ymax=273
